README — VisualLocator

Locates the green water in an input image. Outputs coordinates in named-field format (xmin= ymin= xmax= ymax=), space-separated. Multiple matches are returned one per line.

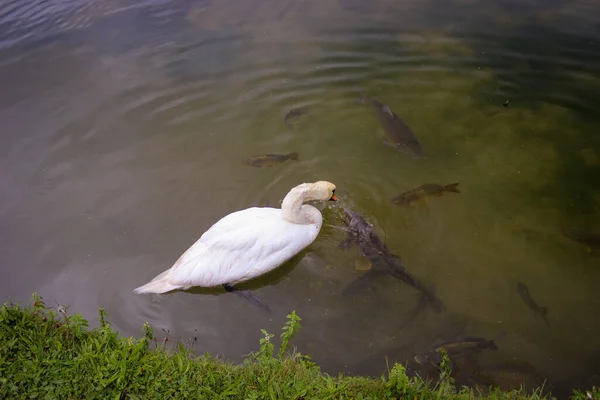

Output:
xmin=1 ymin=0 xmax=599 ymax=396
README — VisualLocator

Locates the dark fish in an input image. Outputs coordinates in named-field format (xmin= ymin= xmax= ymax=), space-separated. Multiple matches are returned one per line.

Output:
xmin=354 ymin=87 xmax=423 ymax=157
xmin=516 ymin=282 xmax=550 ymax=327
xmin=562 ymin=227 xmax=600 ymax=248
xmin=468 ymin=361 xmax=547 ymax=393
xmin=415 ymin=334 xmax=504 ymax=375
xmin=503 ymin=100 xmax=510 ymax=107
xmin=338 ymin=207 xmax=443 ymax=313
xmin=392 ymin=183 xmax=460 ymax=205
xmin=243 ymin=152 xmax=299 ymax=167
xmin=431 ymin=336 xmax=500 ymax=354
xmin=414 ymin=352 xmax=456 ymax=372
xmin=284 ymin=107 xmax=310 ymax=127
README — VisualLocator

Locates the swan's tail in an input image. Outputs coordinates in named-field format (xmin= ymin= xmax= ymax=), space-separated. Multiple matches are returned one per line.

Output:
xmin=133 ymin=270 xmax=181 ymax=294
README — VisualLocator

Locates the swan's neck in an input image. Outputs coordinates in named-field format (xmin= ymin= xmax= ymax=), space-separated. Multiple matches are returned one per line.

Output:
xmin=281 ymin=188 xmax=321 ymax=225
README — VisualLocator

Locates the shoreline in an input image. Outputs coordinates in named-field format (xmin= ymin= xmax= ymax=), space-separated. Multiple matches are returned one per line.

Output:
xmin=0 ymin=294 xmax=596 ymax=399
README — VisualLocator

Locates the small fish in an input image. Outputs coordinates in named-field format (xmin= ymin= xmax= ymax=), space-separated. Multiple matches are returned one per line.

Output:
xmin=354 ymin=87 xmax=424 ymax=157
xmin=503 ymin=100 xmax=510 ymax=107
xmin=392 ymin=183 xmax=460 ymax=205
xmin=243 ymin=152 xmax=299 ymax=167
xmin=516 ymin=282 xmax=550 ymax=326
xmin=562 ymin=227 xmax=600 ymax=248
xmin=284 ymin=107 xmax=310 ymax=127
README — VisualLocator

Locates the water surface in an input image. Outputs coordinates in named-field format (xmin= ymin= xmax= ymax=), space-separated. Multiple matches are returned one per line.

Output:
xmin=1 ymin=0 xmax=600 ymax=397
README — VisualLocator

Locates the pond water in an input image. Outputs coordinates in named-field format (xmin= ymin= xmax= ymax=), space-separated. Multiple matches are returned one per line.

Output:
xmin=1 ymin=0 xmax=599 ymax=397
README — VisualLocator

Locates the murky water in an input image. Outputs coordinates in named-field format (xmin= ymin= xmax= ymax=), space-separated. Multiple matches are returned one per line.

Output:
xmin=1 ymin=0 xmax=599 ymax=397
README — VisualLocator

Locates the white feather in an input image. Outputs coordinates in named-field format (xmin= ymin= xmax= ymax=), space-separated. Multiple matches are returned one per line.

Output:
xmin=133 ymin=181 xmax=336 ymax=294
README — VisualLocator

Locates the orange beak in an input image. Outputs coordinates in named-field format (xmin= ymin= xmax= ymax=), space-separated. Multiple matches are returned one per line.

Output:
xmin=329 ymin=194 xmax=338 ymax=201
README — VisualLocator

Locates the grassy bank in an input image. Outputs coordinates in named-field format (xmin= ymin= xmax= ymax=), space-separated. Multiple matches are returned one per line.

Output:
xmin=0 ymin=294 xmax=595 ymax=399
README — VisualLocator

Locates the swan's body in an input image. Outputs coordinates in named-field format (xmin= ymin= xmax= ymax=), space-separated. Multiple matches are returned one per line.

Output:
xmin=133 ymin=181 xmax=337 ymax=294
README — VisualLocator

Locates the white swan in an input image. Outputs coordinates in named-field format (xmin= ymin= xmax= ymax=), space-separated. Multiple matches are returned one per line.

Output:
xmin=133 ymin=180 xmax=337 ymax=295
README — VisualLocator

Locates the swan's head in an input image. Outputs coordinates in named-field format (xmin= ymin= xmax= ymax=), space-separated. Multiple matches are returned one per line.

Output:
xmin=305 ymin=181 xmax=337 ymax=202
xmin=282 ymin=181 xmax=337 ymax=224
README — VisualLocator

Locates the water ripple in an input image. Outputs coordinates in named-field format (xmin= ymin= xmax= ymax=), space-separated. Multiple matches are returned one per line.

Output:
xmin=2 ymin=0 xmax=600 ymax=391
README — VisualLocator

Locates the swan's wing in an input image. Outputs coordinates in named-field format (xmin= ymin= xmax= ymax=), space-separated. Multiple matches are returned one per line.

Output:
xmin=167 ymin=208 xmax=313 ymax=287
xmin=198 ymin=207 xmax=273 ymax=243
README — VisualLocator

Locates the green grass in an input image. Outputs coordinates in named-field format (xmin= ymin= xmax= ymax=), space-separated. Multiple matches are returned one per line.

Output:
xmin=0 ymin=294 xmax=596 ymax=399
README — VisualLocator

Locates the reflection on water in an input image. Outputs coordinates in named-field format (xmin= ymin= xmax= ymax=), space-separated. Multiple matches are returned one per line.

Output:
xmin=1 ymin=0 xmax=599 ymax=397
